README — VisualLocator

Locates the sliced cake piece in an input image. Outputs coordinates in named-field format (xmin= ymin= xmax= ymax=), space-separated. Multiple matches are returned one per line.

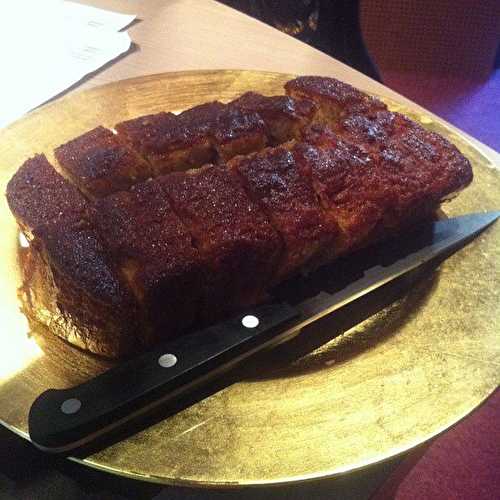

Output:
xmin=204 ymin=105 xmax=268 ymax=161
xmin=176 ymin=102 xmax=267 ymax=162
xmin=230 ymin=146 xmax=337 ymax=280
xmin=333 ymin=110 xmax=413 ymax=156
xmin=295 ymin=124 xmax=473 ymax=254
xmin=328 ymin=111 xmax=473 ymax=210
xmin=54 ymin=126 xmax=151 ymax=198
xmin=230 ymin=92 xmax=317 ymax=144
xmin=116 ymin=103 xmax=268 ymax=175
xmin=7 ymin=153 xmax=141 ymax=356
xmin=6 ymin=154 xmax=88 ymax=239
xmin=293 ymin=128 xmax=387 ymax=254
xmin=285 ymin=76 xmax=387 ymax=128
xmin=158 ymin=165 xmax=282 ymax=321
xmin=29 ymin=223 xmax=142 ymax=357
xmin=93 ymin=180 xmax=202 ymax=337
xmin=379 ymin=121 xmax=474 ymax=211
xmin=115 ymin=111 xmax=213 ymax=175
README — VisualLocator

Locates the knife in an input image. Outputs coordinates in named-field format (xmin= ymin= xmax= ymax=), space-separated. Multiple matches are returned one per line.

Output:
xmin=28 ymin=211 xmax=499 ymax=453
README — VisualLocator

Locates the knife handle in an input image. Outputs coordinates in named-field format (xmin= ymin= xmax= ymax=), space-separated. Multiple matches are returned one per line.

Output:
xmin=28 ymin=302 xmax=299 ymax=453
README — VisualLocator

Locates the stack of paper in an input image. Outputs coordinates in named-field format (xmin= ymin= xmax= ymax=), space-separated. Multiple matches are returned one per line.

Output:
xmin=0 ymin=1 xmax=135 ymax=128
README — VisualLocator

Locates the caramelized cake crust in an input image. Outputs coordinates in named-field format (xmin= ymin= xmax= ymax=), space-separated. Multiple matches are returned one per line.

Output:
xmin=55 ymin=126 xmax=151 ymax=198
xmin=230 ymin=92 xmax=317 ymax=144
xmin=6 ymin=154 xmax=89 ymax=238
xmin=115 ymin=111 xmax=211 ymax=175
xmin=116 ymin=103 xmax=268 ymax=174
xmin=94 ymin=180 xmax=202 ymax=337
xmin=230 ymin=146 xmax=337 ymax=279
xmin=30 ymin=224 xmax=141 ymax=357
xmin=285 ymin=76 xmax=387 ymax=124
xmin=295 ymin=123 xmax=473 ymax=253
xmin=159 ymin=165 xmax=282 ymax=320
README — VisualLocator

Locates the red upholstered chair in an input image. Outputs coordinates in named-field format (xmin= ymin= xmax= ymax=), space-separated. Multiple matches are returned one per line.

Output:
xmin=361 ymin=0 xmax=500 ymax=151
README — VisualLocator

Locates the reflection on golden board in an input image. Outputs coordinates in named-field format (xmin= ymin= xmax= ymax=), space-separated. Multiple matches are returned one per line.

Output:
xmin=0 ymin=70 xmax=498 ymax=487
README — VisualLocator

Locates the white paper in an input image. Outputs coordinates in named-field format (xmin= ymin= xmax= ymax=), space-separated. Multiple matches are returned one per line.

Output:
xmin=0 ymin=1 xmax=136 ymax=129
xmin=62 ymin=1 xmax=135 ymax=31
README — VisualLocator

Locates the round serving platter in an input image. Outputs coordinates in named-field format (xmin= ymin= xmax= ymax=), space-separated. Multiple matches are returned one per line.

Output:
xmin=0 ymin=70 xmax=498 ymax=487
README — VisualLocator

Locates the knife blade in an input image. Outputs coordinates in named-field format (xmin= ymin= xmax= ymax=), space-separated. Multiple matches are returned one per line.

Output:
xmin=28 ymin=211 xmax=499 ymax=453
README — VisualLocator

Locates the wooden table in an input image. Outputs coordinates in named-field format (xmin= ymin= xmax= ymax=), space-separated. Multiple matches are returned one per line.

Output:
xmin=1 ymin=1 xmax=498 ymax=499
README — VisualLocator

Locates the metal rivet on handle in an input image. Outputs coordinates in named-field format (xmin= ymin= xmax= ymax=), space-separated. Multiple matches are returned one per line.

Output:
xmin=61 ymin=398 xmax=82 ymax=415
xmin=158 ymin=353 xmax=178 ymax=368
xmin=241 ymin=315 xmax=259 ymax=329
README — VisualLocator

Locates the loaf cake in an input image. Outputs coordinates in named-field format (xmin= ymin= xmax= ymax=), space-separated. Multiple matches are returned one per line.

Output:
xmin=6 ymin=76 xmax=473 ymax=357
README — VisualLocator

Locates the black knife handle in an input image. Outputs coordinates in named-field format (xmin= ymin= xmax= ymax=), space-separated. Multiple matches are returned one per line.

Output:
xmin=28 ymin=302 xmax=299 ymax=453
